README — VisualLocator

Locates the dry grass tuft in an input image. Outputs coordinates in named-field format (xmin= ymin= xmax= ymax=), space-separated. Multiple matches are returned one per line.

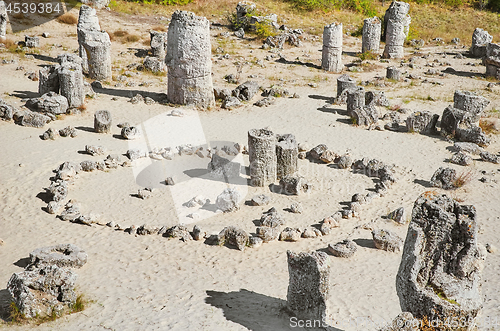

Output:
xmin=479 ymin=118 xmax=499 ymax=134
xmin=113 ymin=30 xmax=129 ymax=38
xmin=125 ymin=34 xmax=140 ymax=43
xmin=453 ymin=169 xmax=474 ymax=188
xmin=57 ymin=13 xmax=78 ymax=25
xmin=152 ymin=25 xmax=167 ymax=32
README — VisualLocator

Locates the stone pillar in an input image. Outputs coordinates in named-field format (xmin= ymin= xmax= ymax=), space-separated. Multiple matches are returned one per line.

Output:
xmin=396 ymin=193 xmax=484 ymax=326
xmin=453 ymin=90 xmax=490 ymax=123
xmin=362 ymin=17 xmax=381 ymax=54
xmin=336 ymin=74 xmax=356 ymax=97
xmin=150 ymin=30 xmax=167 ymax=59
xmin=386 ymin=66 xmax=400 ymax=80
xmin=470 ymin=28 xmax=492 ymax=58
xmin=484 ymin=42 xmax=500 ymax=80
xmin=286 ymin=251 xmax=330 ymax=323
xmin=166 ymin=11 xmax=214 ymax=108
xmin=58 ymin=62 xmax=84 ymax=108
xmin=276 ymin=134 xmax=298 ymax=180
xmin=81 ymin=30 xmax=112 ymax=81
xmin=77 ymin=5 xmax=101 ymax=74
xmin=383 ymin=1 xmax=410 ymax=59
xmin=0 ymin=1 xmax=6 ymax=42
xmin=94 ymin=110 xmax=112 ymax=133
xmin=39 ymin=65 xmax=60 ymax=95
xmin=248 ymin=128 xmax=277 ymax=187
xmin=57 ymin=53 xmax=84 ymax=66
xmin=321 ymin=22 xmax=343 ymax=73
xmin=346 ymin=87 xmax=365 ymax=113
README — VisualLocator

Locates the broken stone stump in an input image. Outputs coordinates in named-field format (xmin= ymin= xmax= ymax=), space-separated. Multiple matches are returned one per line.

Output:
xmin=279 ymin=174 xmax=311 ymax=195
xmin=166 ymin=11 xmax=214 ymax=108
xmin=77 ymin=5 xmax=101 ymax=73
xmin=217 ymin=226 xmax=249 ymax=250
xmin=321 ymin=22 xmax=343 ymax=72
xmin=484 ymin=42 xmax=500 ymax=79
xmin=383 ymin=1 xmax=411 ymax=59
xmin=372 ymin=229 xmax=404 ymax=252
xmin=453 ymin=90 xmax=490 ymax=124
xmin=150 ymin=30 xmax=167 ymax=59
xmin=25 ymin=35 xmax=39 ymax=48
xmin=362 ymin=17 xmax=381 ymax=54
xmin=276 ymin=134 xmax=298 ymax=180
xmin=143 ymin=56 xmax=165 ymax=73
xmin=25 ymin=92 xmax=68 ymax=115
xmin=365 ymin=91 xmax=390 ymax=107
xmin=328 ymin=239 xmax=358 ymax=258
xmin=386 ymin=66 xmax=400 ymax=80
xmin=336 ymin=74 xmax=356 ymax=100
xmin=216 ymin=188 xmax=241 ymax=212
xmin=470 ymin=28 xmax=492 ymax=58
xmin=28 ymin=244 xmax=87 ymax=269
xmin=405 ymin=111 xmax=439 ymax=135
xmin=58 ymin=62 xmax=84 ymax=108
xmin=7 ymin=265 xmax=77 ymax=318
xmin=430 ymin=167 xmax=457 ymax=190
xmin=346 ymin=86 xmax=365 ymax=113
xmin=80 ymin=29 xmax=112 ymax=81
xmin=396 ymin=192 xmax=484 ymax=326
xmin=349 ymin=104 xmax=379 ymax=126
xmin=207 ymin=154 xmax=241 ymax=179
xmin=39 ymin=65 xmax=60 ymax=95
xmin=94 ymin=110 xmax=112 ymax=133
xmin=286 ymin=251 xmax=330 ymax=323
xmin=232 ymin=81 xmax=259 ymax=101
xmin=248 ymin=128 xmax=277 ymax=187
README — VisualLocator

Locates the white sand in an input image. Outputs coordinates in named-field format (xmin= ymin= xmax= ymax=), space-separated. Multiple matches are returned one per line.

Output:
xmin=0 ymin=7 xmax=499 ymax=331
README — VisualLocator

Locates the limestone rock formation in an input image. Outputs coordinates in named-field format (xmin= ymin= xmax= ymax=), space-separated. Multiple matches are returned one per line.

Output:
xmin=321 ymin=22 xmax=343 ymax=72
xmin=217 ymin=226 xmax=249 ymax=250
xmin=276 ymin=134 xmax=298 ymax=179
xmin=362 ymin=17 xmax=381 ymax=54
xmin=248 ymin=128 xmax=277 ymax=187
xmin=328 ymin=240 xmax=358 ymax=258
xmin=470 ymin=28 xmax=492 ymax=58
xmin=216 ymin=188 xmax=241 ymax=212
xmin=94 ymin=110 xmax=112 ymax=133
xmin=383 ymin=1 xmax=411 ymax=59
xmin=28 ymin=244 xmax=87 ymax=269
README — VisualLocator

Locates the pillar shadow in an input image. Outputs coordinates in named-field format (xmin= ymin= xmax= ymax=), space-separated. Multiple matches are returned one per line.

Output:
xmin=91 ymin=86 xmax=168 ymax=102
xmin=276 ymin=57 xmax=321 ymax=70
xmin=442 ymin=67 xmax=483 ymax=78
xmin=0 ymin=288 xmax=12 ymax=322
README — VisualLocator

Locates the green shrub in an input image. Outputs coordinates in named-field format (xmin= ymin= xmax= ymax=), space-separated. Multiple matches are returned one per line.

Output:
xmin=489 ymin=0 xmax=500 ymax=11
xmin=255 ymin=21 xmax=278 ymax=38
xmin=286 ymin=0 xmax=376 ymax=15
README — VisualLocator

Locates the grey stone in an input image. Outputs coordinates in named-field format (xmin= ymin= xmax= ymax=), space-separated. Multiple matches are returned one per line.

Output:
xmin=470 ymin=28 xmax=492 ymax=58
xmin=7 ymin=265 xmax=77 ymax=318
xmin=60 ymin=202 xmax=81 ymax=222
xmin=396 ymin=193 xmax=484 ymax=324
xmin=234 ymin=28 xmax=245 ymax=38
xmin=164 ymin=225 xmax=192 ymax=241
xmin=302 ymin=227 xmax=322 ymax=238
xmin=328 ymin=239 xmax=357 ymax=258
xmin=56 ymin=162 xmax=80 ymax=180
xmin=362 ymin=16 xmax=381 ymax=54
xmin=372 ymin=229 xmax=404 ymax=252
xmin=80 ymin=29 xmax=112 ymax=81
xmin=455 ymin=125 xmax=490 ymax=147
xmin=248 ymin=128 xmax=277 ymax=187
xmin=365 ymin=91 xmax=390 ymax=107
xmin=207 ymin=154 xmax=241 ymax=179
xmin=85 ymin=145 xmax=105 ymax=156
xmin=279 ymin=174 xmax=311 ymax=195
xmin=440 ymin=106 xmax=466 ymax=136
xmin=309 ymin=144 xmax=328 ymax=161
xmin=337 ymin=154 xmax=353 ymax=169
xmin=20 ymin=110 xmax=51 ymax=128
xmin=290 ymin=202 xmax=303 ymax=214
xmin=349 ymin=104 xmax=379 ymax=126
xmin=406 ymin=111 xmax=439 ymax=135
xmin=25 ymin=92 xmax=68 ymax=115
xmin=166 ymin=11 xmax=214 ymax=108
xmin=453 ymin=90 xmax=490 ymax=123
xmin=94 ymin=110 xmax=112 ymax=133
xmin=480 ymin=151 xmax=499 ymax=164
xmin=216 ymin=188 xmax=241 ymax=212
xmin=256 ymin=226 xmax=280 ymax=242
xmin=126 ymin=148 xmax=146 ymax=161
xmin=254 ymin=96 xmax=275 ymax=107
xmin=138 ymin=188 xmax=153 ymax=199
xmin=260 ymin=207 xmax=285 ymax=227
xmin=280 ymin=227 xmax=302 ymax=242
xmin=217 ymin=226 xmax=249 ymax=250
xmin=0 ymin=98 xmax=15 ymax=121
xmin=58 ymin=62 xmax=84 ymax=108
xmin=250 ymin=194 xmax=270 ymax=206
xmin=24 ymin=35 xmax=39 ymax=48
xmin=286 ymin=251 xmax=330 ymax=323
xmin=39 ymin=65 xmax=60 ymax=95
xmin=386 ymin=66 xmax=400 ymax=80
xmin=213 ymin=87 xmax=232 ymax=101
xmin=165 ymin=177 xmax=175 ymax=185
xmin=47 ymin=180 xmax=68 ymax=202
xmin=322 ymin=22 xmax=343 ymax=72
xmin=121 ymin=126 xmax=141 ymax=140
xmin=346 ymin=87 xmax=365 ymax=113
xmin=388 ymin=207 xmax=406 ymax=224
xmin=41 ymin=128 xmax=58 ymax=140
xmin=28 ymin=243 xmax=87 ymax=269
xmin=136 ymin=224 xmax=158 ymax=235
xmin=46 ymin=201 xmax=62 ymax=214
xmin=450 ymin=151 xmax=473 ymax=166
xmin=383 ymin=1 xmax=411 ymax=59
xmin=221 ymin=96 xmax=242 ymax=109
xmin=192 ymin=225 xmax=206 ymax=240
xmin=232 ymin=81 xmax=259 ymax=101
xmin=143 ymin=56 xmax=165 ymax=73
xmin=80 ymin=160 xmax=97 ymax=172
xmin=149 ymin=30 xmax=167 ymax=59
xmin=320 ymin=214 xmax=340 ymax=235
xmin=59 ymin=126 xmax=77 ymax=138
xmin=248 ymin=236 xmax=263 ymax=248
xmin=430 ymin=167 xmax=457 ymax=190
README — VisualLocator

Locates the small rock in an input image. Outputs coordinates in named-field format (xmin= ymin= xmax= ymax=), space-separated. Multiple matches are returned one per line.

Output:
xmin=59 ymin=126 xmax=77 ymax=138
xmin=388 ymin=207 xmax=406 ymax=224
xmin=372 ymin=229 xmax=403 ymax=252
xmin=121 ymin=126 xmax=141 ymax=140
xmin=215 ymin=188 xmax=241 ymax=212
xmin=251 ymin=194 xmax=270 ymax=206
xmin=137 ymin=188 xmax=153 ymax=199
xmin=450 ymin=151 xmax=473 ymax=166
xmin=165 ymin=177 xmax=175 ymax=185
xmin=85 ymin=145 xmax=105 ymax=156
xmin=248 ymin=236 xmax=263 ymax=248
xmin=328 ymin=239 xmax=357 ymax=258
xmin=279 ymin=227 xmax=302 ymax=242
xmin=485 ymin=243 xmax=497 ymax=254
xmin=192 ymin=225 xmax=206 ymax=241
xmin=302 ymin=227 xmax=322 ymax=238
xmin=290 ymin=202 xmax=303 ymax=214
xmin=41 ymin=128 xmax=58 ymax=140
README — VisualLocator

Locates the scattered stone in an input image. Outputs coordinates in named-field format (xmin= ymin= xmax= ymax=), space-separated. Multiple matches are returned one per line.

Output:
xmin=234 ymin=28 xmax=245 ymax=38
xmin=25 ymin=92 xmax=69 ymax=115
xmin=397 ymin=192 xmax=484 ymax=323
xmin=150 ymin=30 xmax=167 ymax=59
xmin=254 ymin=96 xmax=275 ymax=107
xmin=455 ymin=125 xmax=490 ymax=147
xmin=372 ymin=229 xmax=404 ymax=252
xmin=279 ymin=174 xmax=311 ymax=195
xmin=185 ymin=195 xmax=207 ymax=208
xmin=85 ymin=145 xmax=105 ymax=156
xmin=7 ymin=265 xmax=77 ymax=318
xmin=221 ymin=96 xmax=242 ymax=109
xmin=39 ymin=65 xmax=59 ymax=95
xmin=485 ymin=243 xmax=497 ymax=254
xmin=480 ymin=151 xmax=500 ymax=164
xmin=470 ymin=28 xmax=492 ymax=58
xmin=215 ymin=188 xmax=241 ymax=212
xmin=136 ymin=224 xmax=158 ymax=235
xmin=25 ymin=35 xmax=39 ymax=48
xmin=164 ymin=224 xmax=192 ymax=241
xmin=207 ymin=154 xmax=241 ymax=179
xmin=453 ymin=142 xmax=484 ymax=155
xmin=309 ymin=144 xmax=328 ymax=161
xmin=328 ymin=240 xmax=358 ymax=258
xmin=450 ymin=151 xmax=473 ymax=166
xmin=302 ymin=227 xmax=322 ymax=238
xmin=192 ymin=225 xmax=206 ymax=240
xmin=286 ymin=251 xmax=330 ymax=323
xmin=213 ymin=87 xmax=232 ymax=101
xmin=217 ymin=226 xmax=249 ymax=250
xmin=365 ymin=91 xmax=390 ymax=107
xmin=41 ymin=128 xmax=58 ymax=140
xmin=349 ymin=104 xmax=379 ymax=126
xmin=80 ymin=160 xmax=97 ymax=172
xmin=430 ymin=167 xmax=457 ymax=190
xmin=248 ymin=236 xmax=263 ymax=248
xmin=143 ymin=56 xmax=165 ymax=73
xmin=405 ymin=111 xmax=439 ymax=135
xmin=388 ymin=207 xmax=406 ymax=224
xmin=337 ymin=154 xmax=353 ymax=169
xmin=290 ymin=202 xmax=303 ymax=214
xmin=59 ymin=126 xmax=77 ymax=138
xmin=232 ymin=81 xmax=259 ymax=101
xmin=121 ymin=126 xmax=141 ymax=139
xmin=386 ymin=66 xmax=400 ymax=80
xmin=279 ymin=227 xmax=302 ymax=241
xmin=94 ymin=110 xmax=112 ymax=133
xmin=256 ymin=226 xmax=280 ymax=242
xmin=165 ymin=177 xmax=175 ymax=186
xmin=28 ymin=244 xmax=87 ymax=269
xmin=20 ymin=110 xmax=51 ymax=128
xmin=319 ymin=149 xmax=337 ymax=164
xmin=137 ymin=188 xmax=153 ymax=199
xmin=453 ymin=90 xmax=490 ymax=123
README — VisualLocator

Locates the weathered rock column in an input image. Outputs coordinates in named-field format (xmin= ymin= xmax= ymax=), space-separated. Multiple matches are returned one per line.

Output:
xmin=484 ymin=42 xmax=500 ymax=80
xmin=362 ymin=17 xmax=381 ymax=54
xmin=396 ymin=193 xmax=484 ymax=325
xmin=81 ymin=30 xmax=112 ymax=81
xmin=58 ymin=62 xmax=84 ymax=108
xmin=321 ymin=22 xmax=343 ymax=72
xmin=276 ymin=134 xmax=298 ymax=180
xmin=0 ymin=1 xmax=7 ymax=42
xmin=453 ymin=90 xmax=490 ymax=123
xmin=77 ymin=5 xmax=101 ymax=74
xmin=94 ymin=110 xmax=112 ymax=133
xmin=248 ymin=128 xmax=277 ymax=187
xmin=166 ymin=11 xmax=214 ymax=108
xmin=39 ymin=65 xmax=60 ymax=95
xmin=336 ymin=74 xmax=356 ymax=97
xmin=346 ymin=87 xmax=365 ymax=113
xmin=386 ymin=66 xmax=400 ymax=80
xmin=287 ymin=251 xmax=330 ymax=323
xmin=383 ymin=1 xmax=411 ymax=59
xmin=470 ymin=28 xmax=492 ymax=58
xmin=150 ymin=30 xmax=167 ymax=59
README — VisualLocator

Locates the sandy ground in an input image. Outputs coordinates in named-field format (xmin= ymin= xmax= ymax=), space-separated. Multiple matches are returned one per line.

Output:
xmin=0 ymin=5 xmax=499 ymax=331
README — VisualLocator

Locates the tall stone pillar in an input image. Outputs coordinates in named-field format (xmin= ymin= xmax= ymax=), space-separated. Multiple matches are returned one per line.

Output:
xmin=383 ymin=1 xmax=411 ymax=59
xmin=362 ymin=17 xmax=381 ymax=54
xmin=321 ymin=22 xmax=343 ymax=72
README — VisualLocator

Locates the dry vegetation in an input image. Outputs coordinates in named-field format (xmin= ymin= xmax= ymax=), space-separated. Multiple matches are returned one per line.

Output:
xmin=56 ymin=13 xmax=78 ymax=25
